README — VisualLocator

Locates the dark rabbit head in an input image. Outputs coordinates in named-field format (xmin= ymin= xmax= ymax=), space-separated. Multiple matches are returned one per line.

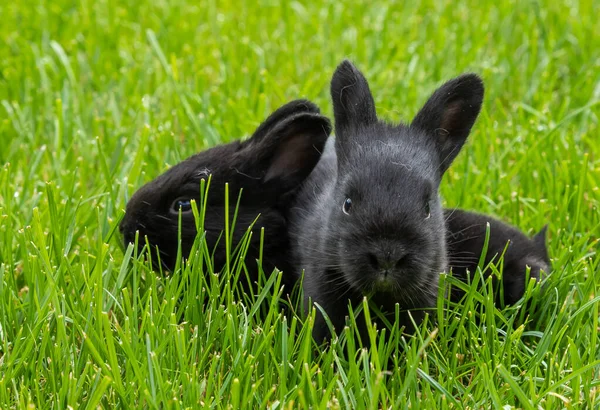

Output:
xmin=327 ymin=60 xmax=484 ymax=301
xmin=120 ymin=100 xmax=331 ymax=287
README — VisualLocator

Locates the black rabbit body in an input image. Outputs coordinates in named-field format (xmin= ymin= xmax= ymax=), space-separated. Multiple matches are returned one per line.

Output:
xmin=445 ymin=209 xmax=550 ymax=305
xmin=291 ymin=61 xmax=485 ymax=341
xmin=120 ymin=100 xmax=332 ymax=294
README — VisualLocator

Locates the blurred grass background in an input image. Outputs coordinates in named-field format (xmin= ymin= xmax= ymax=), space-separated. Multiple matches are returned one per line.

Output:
xmin=1 ymin=0 xmax=599 ymax=408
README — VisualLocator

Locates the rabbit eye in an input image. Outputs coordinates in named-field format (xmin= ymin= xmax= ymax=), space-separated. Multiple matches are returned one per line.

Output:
xmin=342 ymin=198 xmax=352 ymax=215
xmin=424 ymin=200 xmax=431 ymax=219
xmin=172 ymin=199 xmax=192 ymax=213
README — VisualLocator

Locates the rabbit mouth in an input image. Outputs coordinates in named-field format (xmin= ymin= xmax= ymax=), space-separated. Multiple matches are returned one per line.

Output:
xmin=359 ymin=265 xmax=429 ymax=295
xmin=372 ymin=271 xmax=399 ymax=292
xmin=349 ymin=270 xmax=406 ymax=295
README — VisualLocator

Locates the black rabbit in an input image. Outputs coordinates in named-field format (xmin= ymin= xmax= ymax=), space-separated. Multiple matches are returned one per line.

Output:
xmin=290 ymin=60 xmax=487 ymax=342
xmin=120 ymin=99 xmax=332 ymax=294
xmin=444 ymin=209 xmax=550 ymax=305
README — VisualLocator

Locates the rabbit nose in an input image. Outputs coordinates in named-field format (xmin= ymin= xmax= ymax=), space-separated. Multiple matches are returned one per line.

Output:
xmin=123 ymin=230 xmax=136 ymax=246
xmin=367 ymin=250 xmax=406 ymax=272
xmin=120 ymin=219 xmax=139 ymax=245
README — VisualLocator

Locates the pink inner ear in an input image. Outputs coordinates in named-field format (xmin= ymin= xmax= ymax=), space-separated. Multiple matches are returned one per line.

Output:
xmin=264 ymin=133 xmax=315 ymax=182
xmin=439 ymin=100 xmax=464 ymax=135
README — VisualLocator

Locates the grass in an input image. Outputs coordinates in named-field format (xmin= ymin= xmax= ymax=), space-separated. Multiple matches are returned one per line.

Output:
xmin=1 ymin=0 xmax=599 ymax=407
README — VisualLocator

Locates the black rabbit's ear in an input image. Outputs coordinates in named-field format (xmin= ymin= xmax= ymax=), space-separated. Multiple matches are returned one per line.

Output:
xmin=411 ymin=74 xmax=484 ymax=175
xmin=251 ymin=99 xmax=322 ymax=142
xmin=243 ymin=110 xmax=332 ymax=190
xmin=330 ymin=60 xmax=377 ymax=135
xmin=533 ymin=225 xmax=550 ymax=259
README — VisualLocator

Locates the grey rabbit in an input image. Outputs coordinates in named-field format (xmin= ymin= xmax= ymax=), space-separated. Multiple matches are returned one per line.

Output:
xmin=120 ymin=99 xmax=331 ymax=295
xmin=291 ymin=60 xmax=489 ymax=342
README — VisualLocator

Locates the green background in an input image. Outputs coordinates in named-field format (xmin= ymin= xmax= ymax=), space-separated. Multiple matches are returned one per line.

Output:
xmin=1 ymin=0 xmax=598 ymax=408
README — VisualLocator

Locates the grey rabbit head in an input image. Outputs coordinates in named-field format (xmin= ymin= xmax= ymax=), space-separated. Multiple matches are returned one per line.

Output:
xmin=326 ymin=60 xmax=484 ymax=303
xmin=120 ymin=99 xmax=331 ymax=290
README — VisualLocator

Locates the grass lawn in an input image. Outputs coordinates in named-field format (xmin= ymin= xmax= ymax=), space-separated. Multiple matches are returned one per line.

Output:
xmin=1 ymin=0 xmax=599 ymax=408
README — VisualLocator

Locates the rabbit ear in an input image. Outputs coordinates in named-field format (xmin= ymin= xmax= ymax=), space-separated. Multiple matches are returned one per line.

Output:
xmin=330 ymin=60 xmax=377 ymax=135
xmin=250 ymin=99 xmax=322 ymax=141
xmin=532 ymin=225 xmax=550 ymax=259
xmin=411 ymin=74 xmax=484 ymax=175
xmin=243 ymin=106 xmax=332 ymax=191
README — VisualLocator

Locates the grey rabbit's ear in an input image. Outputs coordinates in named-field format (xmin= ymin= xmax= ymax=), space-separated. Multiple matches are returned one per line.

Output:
xmin=242 ymin=100 xmax=332 ymax=190
xmin=411 ymin=73 xmax=484 ymax=175
xmin=330 ymin=60 xmax=377 ymax=136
